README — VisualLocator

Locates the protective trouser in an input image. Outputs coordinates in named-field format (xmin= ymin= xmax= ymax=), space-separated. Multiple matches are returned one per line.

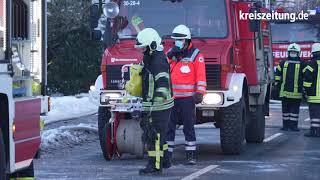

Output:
xmin=167 ymin=97 xmax=196 ymax=153
xmin=308 ymin=103 xmax=320 ymax=135
xmin=282 ymin=98 xmax=301 ymax=128
xmin=143 ymin=109 xmax=171 ymax=171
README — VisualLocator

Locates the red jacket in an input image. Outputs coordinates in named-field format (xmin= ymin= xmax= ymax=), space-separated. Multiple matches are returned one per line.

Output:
xmin=168 ymin=44 xmax=207 ymax=99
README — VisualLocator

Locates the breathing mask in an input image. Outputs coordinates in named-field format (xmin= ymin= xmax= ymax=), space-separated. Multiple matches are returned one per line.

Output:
xmin=175 ymin=40 xmax=185 ymax=49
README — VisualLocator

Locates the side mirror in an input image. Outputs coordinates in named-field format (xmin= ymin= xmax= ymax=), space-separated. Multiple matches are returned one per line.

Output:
xmin=249 ymin=19 xmax=260 ymax=32
xmin=249 ymin=7 xmax=260 ymax=32
xmin=90 ymin=4 xmax=100 ymax=29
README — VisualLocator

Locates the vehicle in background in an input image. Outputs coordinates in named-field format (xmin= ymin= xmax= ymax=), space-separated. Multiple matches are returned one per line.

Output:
xmin=270 ymin=13 xmax=320 ymax=99
xmin=0 ymin=0 xmax=49 ymax=179
xmin=89 ymin=0 xmax=273 ymax=159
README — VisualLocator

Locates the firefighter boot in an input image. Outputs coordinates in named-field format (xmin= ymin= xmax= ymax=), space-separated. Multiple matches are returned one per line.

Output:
xmin=162 ymin=151 xmax=172 ymax=169
xmin=280 ymin=121 xmax=289 ymax=131
xmin=185 ymin=151 xmax=196 ymax=165
xmin=290 ymin=121 xmax=300 ymax=132
xmin=139 ymin=158 xmax=162 ymax=175
xmin=305 ymin=128 xmax=320 ymax=137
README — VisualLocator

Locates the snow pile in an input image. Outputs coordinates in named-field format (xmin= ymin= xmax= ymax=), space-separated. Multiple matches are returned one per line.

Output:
xmin=41 ymin=123 xmax=98 ymax=152
xmin=42 ymin=96 xmax=98 ymax=124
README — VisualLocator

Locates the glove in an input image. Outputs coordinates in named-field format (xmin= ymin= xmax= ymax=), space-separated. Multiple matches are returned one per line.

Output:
xmin=193 ymin=92 xmax=203 ymax=104
xmin=167 ymin=46 xmax=182 ymax=59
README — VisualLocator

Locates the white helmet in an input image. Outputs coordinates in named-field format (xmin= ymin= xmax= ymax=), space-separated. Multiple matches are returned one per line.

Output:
xmin=311 ymin=43 xmax=320 ymax=53
xmin=171 ymin=25 xmax=191 ymax=40
xmin=135 ymin=28 xmax=162 ymax=50
xmin=287 ymin=43 xmax=301 ymax=53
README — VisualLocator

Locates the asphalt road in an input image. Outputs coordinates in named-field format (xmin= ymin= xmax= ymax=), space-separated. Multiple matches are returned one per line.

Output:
xmin=34 ymin=104 xmax=320 ymax=180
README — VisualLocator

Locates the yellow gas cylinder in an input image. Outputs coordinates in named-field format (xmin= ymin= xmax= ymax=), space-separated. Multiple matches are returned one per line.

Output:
xmin=125 ymin=64 xmax=143 ymax=97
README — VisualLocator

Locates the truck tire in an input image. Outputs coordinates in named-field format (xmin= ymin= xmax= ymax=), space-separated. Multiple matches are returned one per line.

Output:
xmin=220 ymin=97 xmax=246 ymax=155
xmin=0 ymin=129 xmax=7 ymax=180
xmin=245 ymin=105 xmax=265 ymax=143
xmin=98 ymin=107 xmax=113 ymax=160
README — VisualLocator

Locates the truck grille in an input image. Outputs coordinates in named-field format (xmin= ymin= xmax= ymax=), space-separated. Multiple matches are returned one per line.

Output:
xmin=106 ymin=65 xmax=130 ymax=90
xmin=205 ymin=64 xmax=221 ymax=90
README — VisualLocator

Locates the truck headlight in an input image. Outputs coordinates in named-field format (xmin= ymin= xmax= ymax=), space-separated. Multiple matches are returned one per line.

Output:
xmin=202 ymin=93 xmax=223 ymax=105
xmin=100 ymin=92 xmax=122 ymax=103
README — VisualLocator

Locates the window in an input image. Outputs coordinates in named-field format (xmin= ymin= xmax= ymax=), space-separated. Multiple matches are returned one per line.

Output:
xmin=12 ymin=0 xmax=28 ymax=40
xmin=116 ymin=0 xmax=228 ymax=39
xmin=271 ymin=22 xmax=320 ymax=43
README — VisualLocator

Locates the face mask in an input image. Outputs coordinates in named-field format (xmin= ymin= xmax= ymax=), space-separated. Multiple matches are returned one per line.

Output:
xmin=175 ymin=40 xmax=185 ymax=49
xmin=289 ymin=52 xmax=298 ymax=58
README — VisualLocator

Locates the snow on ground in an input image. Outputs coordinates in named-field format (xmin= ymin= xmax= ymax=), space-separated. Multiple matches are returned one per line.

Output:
xmin=42 ymin=95 xmax=98 ymax=125
xmin=41 ymin=123 xmax=98 ymax=153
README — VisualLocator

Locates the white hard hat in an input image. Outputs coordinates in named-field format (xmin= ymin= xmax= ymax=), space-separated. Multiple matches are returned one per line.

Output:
xmin=135 ymin=28 xmax=162 ymax=50
xmin=287 ymin=43 xmax=301 ymax=53
xmin=171 ymin=25 xmax=191 ymax=40
xmin=311 ymin=43 xmax=320 ymax=53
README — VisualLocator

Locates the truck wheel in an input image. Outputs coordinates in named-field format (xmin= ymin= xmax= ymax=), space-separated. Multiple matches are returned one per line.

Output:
xmin=0 ymin=129 xmax=7 ymax=180
xmin=246 ymin=105 xmax=265 ymax=143
xmin=220 ymin=97 xmax=246 ymax=155
xmin=98 ymin=107 xmax=113 ymax=160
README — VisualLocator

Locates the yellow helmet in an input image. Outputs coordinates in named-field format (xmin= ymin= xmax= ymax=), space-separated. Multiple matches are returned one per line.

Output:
xmin=287 ymin=43 xmax=301 ymax=53
xmin=311 ymin=43 xmax=320 ymax=53
xmin=134 ymin=28 xmax=162 ymax=50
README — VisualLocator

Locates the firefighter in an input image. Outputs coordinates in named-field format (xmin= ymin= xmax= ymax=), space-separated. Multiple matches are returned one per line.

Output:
xmin=275 ymin=43 xmax=305 ymax=131
xmin=164 ymin=25 xmax=206 ymax=166
xmin=303 ymin=43 xmax=320 ymax=137
xmin=134 ymin=28 xmax=174 ymax=175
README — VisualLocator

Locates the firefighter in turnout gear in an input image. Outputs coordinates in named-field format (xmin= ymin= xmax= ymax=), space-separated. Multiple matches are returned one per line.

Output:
xmin=275 ymin=43 xmax=305 ymax=131
xmin=134 ymin=28 xmax=174 ymax=175
xmin=165 ymin=25 xmax=206 ymax=167
xmin=303 ymin=43 xmax=320 ymax=137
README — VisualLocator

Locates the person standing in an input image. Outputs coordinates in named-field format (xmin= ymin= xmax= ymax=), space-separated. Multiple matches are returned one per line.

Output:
xmin=275 ymin=43 xmax=305 ymax=131
xmin=164 ymin=25 xmax=206 ymax=167
xmin=303 ymin=43 xmax=320 ymax=137
xmin=134 ymin=28 xmax=174 ymax=175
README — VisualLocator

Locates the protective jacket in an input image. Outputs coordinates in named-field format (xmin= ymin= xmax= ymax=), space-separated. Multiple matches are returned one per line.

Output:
xmin=168 ymin=43 xmax=206 ymax=99
xmin=303 ymin=57 xmax=320 ymax=103
xmin=141 ymin=51 xmax=174 ymax=111
xmin=275 ymin=57 xmax=305 ymax=99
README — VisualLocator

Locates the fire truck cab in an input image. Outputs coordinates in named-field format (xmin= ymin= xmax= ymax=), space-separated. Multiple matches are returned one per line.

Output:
xmin=0 ymin=0 xmax=48 ymax=179
xmin=90 ymin=0 xmax=273 ymax=158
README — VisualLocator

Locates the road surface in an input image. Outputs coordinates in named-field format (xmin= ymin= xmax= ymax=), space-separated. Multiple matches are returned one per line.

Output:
xmin=34 ymin=103 xmax=320 ymax=180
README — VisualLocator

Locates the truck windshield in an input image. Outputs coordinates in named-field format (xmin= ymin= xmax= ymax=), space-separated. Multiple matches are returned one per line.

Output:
xmin=271 ymin=22 xmax=320 ymax=43
xmin=117 ymin=0 xmax=228 ymax=39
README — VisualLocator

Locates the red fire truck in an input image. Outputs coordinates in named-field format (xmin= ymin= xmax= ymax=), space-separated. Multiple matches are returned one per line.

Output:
xmin=89 ymin=0 xmax=273 ymax=159
xmin=0 ymin=0 xmax=48 ymax=179
xmin=271 ymin=15 xmax=320 ymax=66
xmin=270 ymin=14 xmax=320 ymax=98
